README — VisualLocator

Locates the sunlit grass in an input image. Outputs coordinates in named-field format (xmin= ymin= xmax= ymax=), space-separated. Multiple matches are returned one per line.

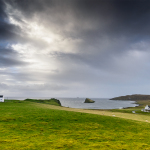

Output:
xmin=1 ymin=100 xmax=150 ymax=149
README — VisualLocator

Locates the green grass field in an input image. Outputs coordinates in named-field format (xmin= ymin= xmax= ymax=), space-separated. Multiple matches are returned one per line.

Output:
xmin=1 ymin=100 xmax=150 ymax=150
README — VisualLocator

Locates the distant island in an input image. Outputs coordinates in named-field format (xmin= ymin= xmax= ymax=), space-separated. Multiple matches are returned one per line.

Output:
xmin=84 ymin=98 xmax=95 ymax=103
xmin=110 ymin=94 xmax=150 ymax=101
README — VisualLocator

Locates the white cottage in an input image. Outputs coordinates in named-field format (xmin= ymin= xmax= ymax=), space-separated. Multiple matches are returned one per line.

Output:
xmin=141 ymin=105 xmax=150 ymax=112
xmin=0 ymin=95 xmax=4 ymax=102
xmin=145 ymin=105 xmax=150 ymax=110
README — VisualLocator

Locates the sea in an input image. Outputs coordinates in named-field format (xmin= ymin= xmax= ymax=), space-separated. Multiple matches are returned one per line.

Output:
xmin=5 ymin=97 xmax=138 ymax=109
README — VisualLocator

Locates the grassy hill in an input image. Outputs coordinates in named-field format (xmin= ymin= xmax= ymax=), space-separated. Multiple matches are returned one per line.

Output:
xmin=1 ymin=100 xmax=150 ymax=149
xmin=110 ymin=94 xmax=150 ymax=100
xmin=24 ymin=98 xmax=61 ymax=106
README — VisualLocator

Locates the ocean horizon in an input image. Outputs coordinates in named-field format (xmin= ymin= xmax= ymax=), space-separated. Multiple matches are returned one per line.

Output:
xmin=5 ymin=97 xmax=138 ymax=109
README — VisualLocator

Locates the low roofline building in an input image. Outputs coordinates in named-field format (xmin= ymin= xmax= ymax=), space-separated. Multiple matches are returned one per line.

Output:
xmin=0 ymin=95 xmax=4 ymax=102
xmin=141 ymin=105 xmax=150 ymax=112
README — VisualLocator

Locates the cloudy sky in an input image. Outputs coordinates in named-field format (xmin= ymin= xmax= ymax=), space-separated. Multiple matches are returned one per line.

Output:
xmin=0 ymin=0 xmax=150 ymax=98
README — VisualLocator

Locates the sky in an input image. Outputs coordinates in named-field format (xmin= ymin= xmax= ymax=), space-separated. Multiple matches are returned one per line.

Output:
xmin=0 ymin=0 xmax=150 ymax=98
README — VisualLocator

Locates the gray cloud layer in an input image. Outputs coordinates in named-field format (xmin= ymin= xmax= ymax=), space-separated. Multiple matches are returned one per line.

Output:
xmin=1 ymin=0 xmax=150 ymax=97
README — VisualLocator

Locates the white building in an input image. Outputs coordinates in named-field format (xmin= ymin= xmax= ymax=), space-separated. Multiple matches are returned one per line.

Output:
xmin=145 ymin=105 xmax=150 ymax=110
xmin=141 ymin=105 xmax=150 ymax=112
xmin=0 ymin=95 xmax=4 ymax=102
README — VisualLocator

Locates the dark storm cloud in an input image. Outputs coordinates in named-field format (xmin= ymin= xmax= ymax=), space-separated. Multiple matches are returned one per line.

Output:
xmin=110 ymin=1 xmax=150 ymax=40
xmin=0 ymin=47 xmax=16 ymax=55
xmin=0 ymin=47 xmax=28 ymax=67
xmin=80 ymin=0 xmax=150 ymax=48
xmin=0 ymin=0 xmax=21 ymax=41
xmin=0 ymin=55 xmax=24 ymax=67
xmin=3 ymin=0 xmax=150 ymax=65
xmin=69 ymin=0 xmax=150 ymax=53
xmin=0 ymin=0 xmax=7 ymax=18
xmin=5 ymin=0 xmax=150 ymax=43
xmin=0 ymin=21 xmax=20 ymax=41
xmin=0 ymin=0 xmax=29 ymax=68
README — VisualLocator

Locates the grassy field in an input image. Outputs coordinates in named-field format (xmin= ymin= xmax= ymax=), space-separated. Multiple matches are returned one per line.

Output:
xmin=1 ymin=100 xmax=150 ymax=149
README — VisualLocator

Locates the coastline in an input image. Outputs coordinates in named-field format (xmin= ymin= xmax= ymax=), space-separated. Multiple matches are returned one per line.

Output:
xmin=5 ymin=98 xmax=138 ymax=110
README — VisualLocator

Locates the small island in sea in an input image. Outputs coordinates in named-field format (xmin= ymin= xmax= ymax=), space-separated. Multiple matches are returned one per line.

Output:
xmin=84 ymin=98 xmax=95 ymax=103
xmin=110 ymin=94 xmax=150 ymax=101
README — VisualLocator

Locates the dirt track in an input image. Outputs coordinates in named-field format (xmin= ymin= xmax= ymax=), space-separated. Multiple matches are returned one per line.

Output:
xmin=34 ymin=103 xmax=150 ymax=123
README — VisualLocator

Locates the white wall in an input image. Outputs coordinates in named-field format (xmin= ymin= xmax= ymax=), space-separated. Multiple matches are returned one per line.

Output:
xmin=0 ymin=96 xmax=4 ymax=102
